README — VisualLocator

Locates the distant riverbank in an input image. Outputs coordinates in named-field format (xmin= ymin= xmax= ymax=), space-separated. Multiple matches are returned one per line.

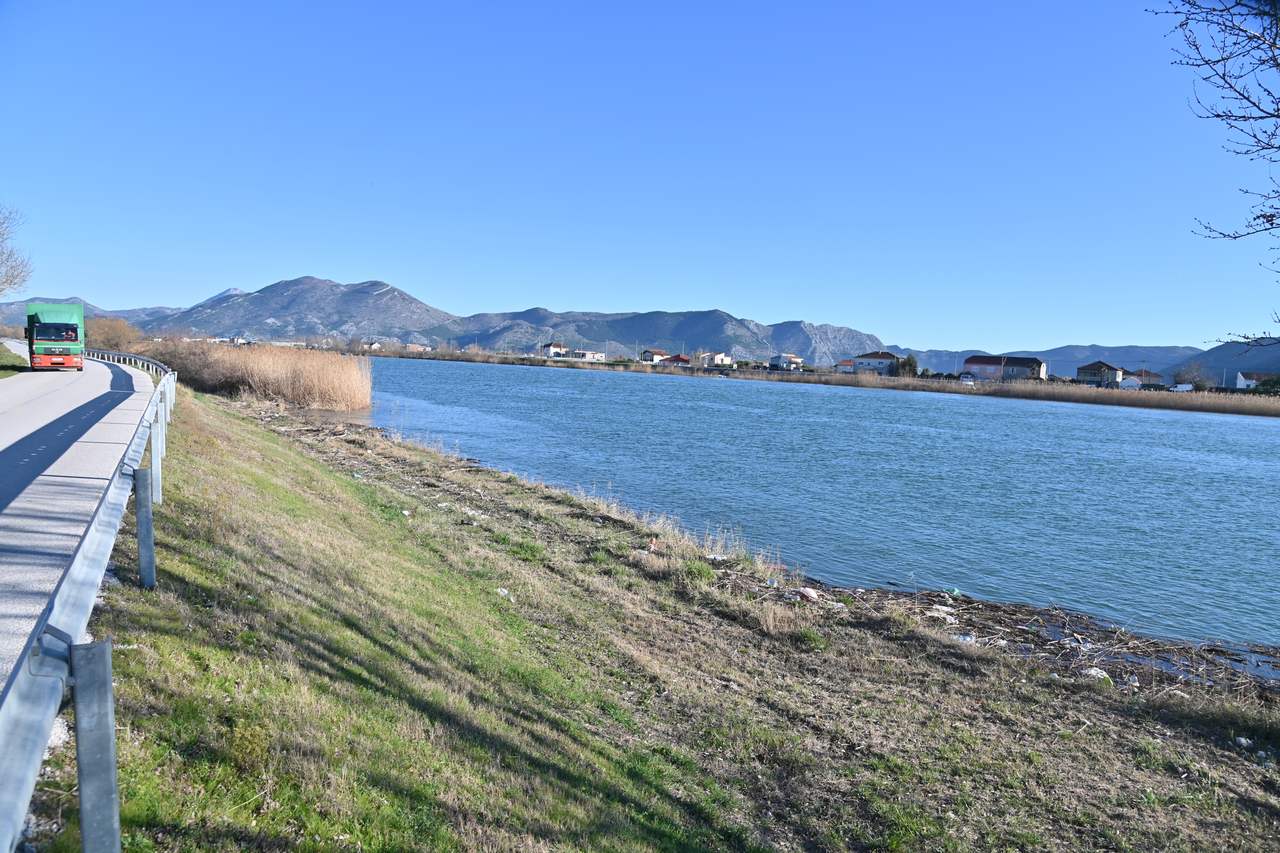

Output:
xmin=371 ymin=348 xmax=1280 ymax=418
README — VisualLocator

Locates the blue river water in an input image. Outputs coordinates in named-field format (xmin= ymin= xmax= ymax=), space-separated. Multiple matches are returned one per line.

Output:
xmin=363 ymin=358 xmax=1280 ymax=647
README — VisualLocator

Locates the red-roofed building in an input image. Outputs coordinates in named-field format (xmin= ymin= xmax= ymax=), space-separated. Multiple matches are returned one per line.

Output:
xmin=640 ymin=349 xmax=670 ymax=364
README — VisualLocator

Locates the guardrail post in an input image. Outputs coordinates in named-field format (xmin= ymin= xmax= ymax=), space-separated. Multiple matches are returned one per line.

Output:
xmin=134 ymin=467 xmax=156 ymax=589
xmin=150 ymin=416 xmax=163 ymax=506
xmin=70 ymin=641 xmax=122 ymax=853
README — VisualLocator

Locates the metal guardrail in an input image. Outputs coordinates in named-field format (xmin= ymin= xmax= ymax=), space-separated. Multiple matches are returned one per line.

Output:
xmin=0 ymin=354 xmax=177 ymax=853
xmin=84 ymin=349 xmax=173 ymax=379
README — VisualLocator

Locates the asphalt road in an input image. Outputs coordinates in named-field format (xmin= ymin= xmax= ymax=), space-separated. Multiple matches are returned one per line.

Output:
xmin=0 ymin=345 xmax=153 ymax=685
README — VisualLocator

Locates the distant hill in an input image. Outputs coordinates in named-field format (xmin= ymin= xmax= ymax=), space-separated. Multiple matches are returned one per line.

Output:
xmin=417 ymin=308 xmax=885 ymax=365
xmin=1161 ymin=339 xmax=1280 ymax=384
xmin=4 ymin=278 xmax=1208 ymax=371
xmin=143 ymin=277 xmax=886 ymax=364
xmin=891 ymin=344 xmax=1204 ymax=379
xmin=156 ymin=277 xmax=459 ymax=341
xmin=0 ymin=296 xmax=184 ymax=327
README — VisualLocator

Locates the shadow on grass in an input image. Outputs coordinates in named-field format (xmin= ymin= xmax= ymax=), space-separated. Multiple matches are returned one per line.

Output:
xmin=108 ymin=480 xmax=767 ymax=853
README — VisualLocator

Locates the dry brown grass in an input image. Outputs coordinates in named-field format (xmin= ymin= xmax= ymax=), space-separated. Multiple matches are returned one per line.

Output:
xmin=730 ymin=369 xmax=1280 ymax=416
xmin=143 ymin=340 xmax=372 ymax=410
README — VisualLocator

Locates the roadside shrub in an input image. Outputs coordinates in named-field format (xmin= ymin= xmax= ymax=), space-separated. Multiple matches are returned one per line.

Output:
xmin=85 ymin=316 xmax=143 ymax=352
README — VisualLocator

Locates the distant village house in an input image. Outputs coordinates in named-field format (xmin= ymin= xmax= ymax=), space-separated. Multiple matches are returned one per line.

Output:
xmin=769 ymin=353 xmax=804 ymax=371
xmin=659 ymin=354 xmax=691 ymax=366
xmin=692 ymin=352 xmax=733 ymax=368
xmin=962 ymin=355 xmax=1046 ymax=381
xmin=570 ymin=349 xmax=606 ymax=362
xmin=1128 ymin=369 xmax=1163 ymax=386
xmin=846 ymin=351 xmax=899 ymax=375
xmin=1238 ymin=371 xmax=1276 ymax=389
xmin=640 ymin=349 xmax=670 ymax=364
xmin=1076 ymin=361 xmax=1123 ymax=386
xmin=540 ymin=342 xmax=570 ymax=358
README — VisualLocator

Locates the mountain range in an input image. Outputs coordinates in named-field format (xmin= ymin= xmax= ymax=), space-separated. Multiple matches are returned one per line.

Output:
xmin=2 ymin=277 xmax=886 ymax=366
xmin=0 ymin=275 xmax=1233 ymax=374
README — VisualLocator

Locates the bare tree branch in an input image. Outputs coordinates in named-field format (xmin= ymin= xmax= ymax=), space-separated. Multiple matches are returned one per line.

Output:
xmin=1158 ymin=1 xmax=1280 ymax=347
xmin=0 ymin=204 xmax=33 ymax=299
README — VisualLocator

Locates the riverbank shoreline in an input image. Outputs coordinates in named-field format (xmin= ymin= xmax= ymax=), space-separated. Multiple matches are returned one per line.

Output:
xmin=282 ymin=404 xmax=1280 ymax=699
xmin=366 ymin=348 xmax=1280 ymax=419
xmin=31 ymin=390 xmax=1277 ymax=851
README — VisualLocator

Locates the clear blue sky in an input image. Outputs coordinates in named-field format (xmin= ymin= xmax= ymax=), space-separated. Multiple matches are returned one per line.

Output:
xmin=0 ymin=0 xmax=1274 ymax=352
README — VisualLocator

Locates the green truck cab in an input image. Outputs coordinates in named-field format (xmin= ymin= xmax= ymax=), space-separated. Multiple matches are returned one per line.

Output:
xmin=25 ymin=303 xmax=85 ymax=371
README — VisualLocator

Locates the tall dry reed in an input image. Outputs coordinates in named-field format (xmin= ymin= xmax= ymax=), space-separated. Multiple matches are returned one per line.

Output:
xmin=734 ymin=370 xmax=1280 ymax=418
xmin=145 ymin=341 xmax=372 ymax=410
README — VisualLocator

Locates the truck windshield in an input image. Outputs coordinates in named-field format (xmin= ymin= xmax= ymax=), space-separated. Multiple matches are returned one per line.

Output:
xmin=35 ymin=323 xmax=79 ymax=342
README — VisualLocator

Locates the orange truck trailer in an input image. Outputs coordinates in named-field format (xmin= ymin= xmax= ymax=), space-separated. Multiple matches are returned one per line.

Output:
xmin=25 ymin=303 xmax=85 ymax=371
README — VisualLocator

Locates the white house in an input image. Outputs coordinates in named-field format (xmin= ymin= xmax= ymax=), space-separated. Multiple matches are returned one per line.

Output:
xmin=540 ymin=342 xmax=570 ymax=358
xmin=692 ymin=352 xmax=733 ymax=368
xmin=834 ymin=360 xmax=859 ymax=373
xmin=1117 ymin=377 xmax=1143 ymax=390
xmin=1238 ymin=371 xmax=1276 ymax=389
xmin=640 ymin=349 xmax=670 ymax=364
xmin=769 ymin=353 xmax=803 ymax=370
xmin=570 ymin=350 xmax=606 ymax=362
xmin=847 ymin=351 xmax=900 ymax=375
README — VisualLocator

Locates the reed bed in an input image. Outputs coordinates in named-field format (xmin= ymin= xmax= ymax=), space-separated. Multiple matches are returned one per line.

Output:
xmin=741 ymin=369 xmax=1280 ymax=417
xmin=144 ymin=340 xmax=372 ymax=410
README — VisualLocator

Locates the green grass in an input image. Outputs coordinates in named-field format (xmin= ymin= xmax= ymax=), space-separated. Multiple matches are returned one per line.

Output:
xmin=26 ymin=391 xmax=1280 ymax=852
xmin=0 ymin=345 xmax=28 ymax=379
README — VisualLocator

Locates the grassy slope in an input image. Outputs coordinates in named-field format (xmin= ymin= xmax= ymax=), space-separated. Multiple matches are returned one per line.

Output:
xmin=29 ymin=390 xmax=1280 ymax=852
xmin=0 ymin=344 xmax=28 ymax=379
